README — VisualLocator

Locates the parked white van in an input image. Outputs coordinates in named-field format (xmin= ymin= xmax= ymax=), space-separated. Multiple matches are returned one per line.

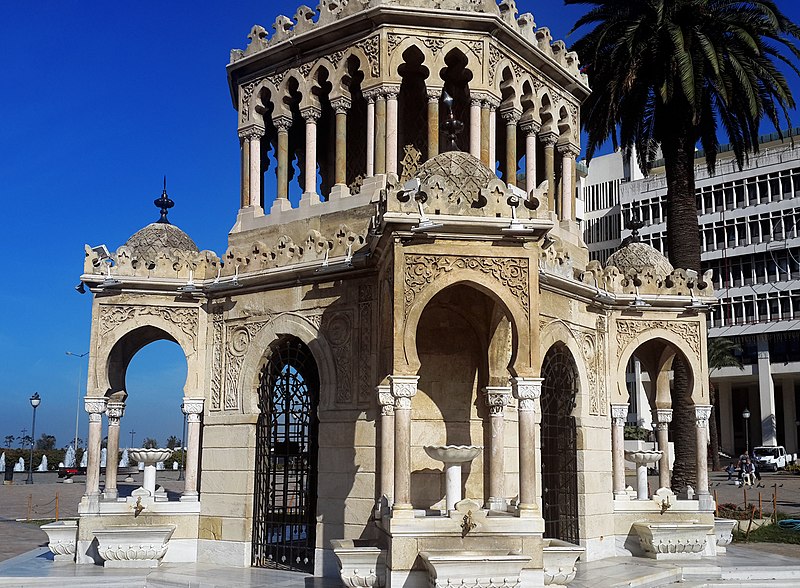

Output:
xmin=752 ymin=446 xmax=788 ymax=471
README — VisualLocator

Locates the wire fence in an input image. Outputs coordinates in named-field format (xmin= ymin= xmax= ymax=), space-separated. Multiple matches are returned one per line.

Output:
xmin=25 ymin=493 xmax=59 ymax=521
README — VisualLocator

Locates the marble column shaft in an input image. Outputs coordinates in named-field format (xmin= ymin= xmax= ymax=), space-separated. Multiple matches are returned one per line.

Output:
xmin=366 ymin=94 xmax=376 ymax=176
xmin=541 ymin=134 xmax=558 ymax=212
xmin=695 ymin=405 xmax=712 ymax=498
xmin=239 ymin=126 xmax=265 ymax=209
xmin=611 ymin=404 xmax=628 ymax=497
xmin=502 ymin=109 xmax=520 ymax=187
xmin=521 ymin=121 xmax=539 ymax=197
xmin=485 ymin=387 xmax=511 ymax=509
xmin=480 ymin=101 xmax=491 ymax=166
xmin=513 ymin=377 xmax=542 ymax=514
xmin=470 ymin=98 xmax=482 ymax=158
xmin=427 ymin=91 xmax=440 ymax=159
xmin=181 ymin=397 xmax=204 ymax=501
xmin=239 ymin=134 xmax=250 ymax=208
xmin=390 ymin=375 xmax=418 ymax=514
xmin=558 ymin=143 xmax=579 ymax=221
xmin=385 ymin=90 xmax=399 ymax=175
xmin=331 ymin=98 xmax=350 ymax=186
xmin=104 ymin=401 xmax=125 ymax=499
xmin=654 ymin=409 xmax=673 ymax=490
xmin=84 ymin=397 xmax=107 ymax=497
xmin=375 ymin=95 xmax=387 ymax=175
xmin=377 ymin=386 xmax=395 ymax=505
xmin=274 ymin=117 xmax=292 ymax=205
xmin=302 ymin=108 xmax=321 ymax=199
xmin=488 ymin=101 xmax=498 ymax=170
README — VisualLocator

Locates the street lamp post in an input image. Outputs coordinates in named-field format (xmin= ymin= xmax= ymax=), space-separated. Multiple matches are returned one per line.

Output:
xmin=178 ymin=412 xmax=187 ymax=481
xmin=129 ymin=430 xmax=136 ymax=449
xmin=743 ymin=408 xmax=751 ymax=455
xmin=25 ymin=393 xmax=41 ymax=484
xmin=66 ymin=351 xmax=88 ymax=452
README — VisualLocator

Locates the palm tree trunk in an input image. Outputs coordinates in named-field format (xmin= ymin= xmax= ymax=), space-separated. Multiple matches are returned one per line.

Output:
xmin=709 ymin=382 xmax=721 ymax=471
xmin=662 ymin=111 xmax=703 ymax=491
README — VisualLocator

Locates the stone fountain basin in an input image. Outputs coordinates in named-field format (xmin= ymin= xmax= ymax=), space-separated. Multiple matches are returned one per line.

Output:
xmin=424 ymin=445 xmax=482 ymax=464
xmin=41 ymin=520 xmax=78 ymax=563
xmin=331 ymin=539 xmax=386 ymax=588
xmin=624 ymin=450 xmax=663 ymax=465
xmin=543 ymin=539 xmax=584 ymax=585
xmin=420 ymin=550 xmax=530 ymax=586
xmin=129 ymin=448 xmax=173 ymax=464
xmin=714 ymin=518 xmax=736 ymax=553
xmin=632 ymin=522 xmax=713 ymax=560
xmin=94 ymin=525 xmax=175 ymax=568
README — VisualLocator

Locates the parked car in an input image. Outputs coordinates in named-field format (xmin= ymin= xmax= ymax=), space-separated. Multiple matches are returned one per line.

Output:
xmin=752 ymin=446 xmax=788 ymax=471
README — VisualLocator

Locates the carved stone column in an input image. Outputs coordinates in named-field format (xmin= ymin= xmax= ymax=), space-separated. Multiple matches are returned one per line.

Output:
xmin=487 ymin=97 xmax=499 ymax=170
xmin=611 ymin=403 xmax=629 ymax=498
xmin=512 ymin=377 xmax=542 ymax=516
xmin=84 ymin=397 xmax=107 ymax=497
xmin=300 ymin=107 xmax=321 ymax=204
xmin=654 ymin=408 xmax=673 ymax=491
xmin=239 ymin=125 xmax=265 ymax=211
xmin=273 ymin=115 xmax=292 ymax=211
xmin=558 ymin=142 xmax=580 ymax=221
xmin=540 ymin=132 xmax=558 ymax=212
xmin=331 ymin=97 xmax=351 ymax=188
xmin=239 ymin=131 xmax=250 ymax=208
xmin=520 ymin=120 xmax=540 ymax=197
xmin=390 ymin=375 xmax=418 ymax=516
xmin=365 ymin=91 xmax=376 ymax=176
xmin=427 ymin=88 xmax=440 ymax=159
xmin=479 ymin=99 xmax=491 ymax=166
xmin=181 ymin=397 xmax=204 ymax=502
xmin=484 ymin=386 xmax=511 ymax=510
xmin=385 ymin=88 xmax=399 ymax=175
xmin=377 ymin=385 xmax=395 ymax=508
xmin=103 ymin=399 xmax=125 ymax=500
xmin=695 ymin=405 xmax=713 ymax=510
xmin=501 ymin=108 xmax=521 ymax=187
xmin=469 ymin=96 xmax=482 ymax=158
xmin=375 ymin=93 xmax=387 ymax=174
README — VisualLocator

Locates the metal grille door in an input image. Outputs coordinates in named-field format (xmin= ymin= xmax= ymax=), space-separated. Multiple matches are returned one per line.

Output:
xmin=252 ymin=337 xmax=319 ymax=572
xmin=540 ymin=344 xmax=580 ymax=544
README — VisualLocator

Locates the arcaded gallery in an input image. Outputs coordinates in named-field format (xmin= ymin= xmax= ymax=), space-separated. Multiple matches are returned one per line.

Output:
xmin=67 ymin=1 xmax=727 ymax=586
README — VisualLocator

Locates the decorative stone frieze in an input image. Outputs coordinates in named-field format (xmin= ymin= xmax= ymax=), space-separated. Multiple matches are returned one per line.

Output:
xmin=615 ymin=319 xmax=701 ymax=358
xmin=404 ymin=253 xmax=529 ymax=319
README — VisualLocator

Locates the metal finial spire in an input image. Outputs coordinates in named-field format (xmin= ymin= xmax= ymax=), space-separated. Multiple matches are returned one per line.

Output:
xmin=440 ymin=91 xmax=464 ymax=152
xmin=154 ymin=176 xmax=174 ymax=224
xmin=624 ymin=203 xmax=645 ymax=243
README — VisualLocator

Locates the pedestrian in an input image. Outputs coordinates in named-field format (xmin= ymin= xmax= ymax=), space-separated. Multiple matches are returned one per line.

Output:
xmin=725 ymin=462 xmax=736 ymax=481
xmin=742 ymin=459 xmax=755 ymax=487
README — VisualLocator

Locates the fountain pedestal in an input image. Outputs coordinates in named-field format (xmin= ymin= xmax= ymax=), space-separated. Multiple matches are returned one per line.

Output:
xmin=624 ymin=450 xmax=662 ymax=500
xmin=424 ymin=445 xmax=482 ymax=511
xmin=129 ymin=448 xmax=172 ymax=497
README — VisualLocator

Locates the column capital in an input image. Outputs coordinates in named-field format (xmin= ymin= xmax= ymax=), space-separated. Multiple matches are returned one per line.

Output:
xmin=539 ymin=131 xmax=559 ymax=147
xmin=512 ymin=377 xmax=542 ymax=412
xmin=376 ymin=385 xmax=395 ymax=417
xmin=483 ymin=96 xmax=501 ymax=110
xmin=694 ymin=404 xmax=713 ymax=427
xmin=484 ymin=386 xmax=512 ymax=415
xmin=654 ymin=408 xmax=673 ymax=424
xmin=520 ymin=118 xmax=541 ymax=136
xmin=382 ymin=85 xmax=400 ymax=100
xmin=182 ymin=397 xmax=205 ymax=423
xmin=238 ymin=124 xmax=265 ymax=140
xmin=499 ymin=107 xmax=522 ymax=124
xmin=557 ymin=141 xmax=581 ymax=158
xmin=330 ymin=96 xmax=352 ymax=114
xmin=272 ymin=115 xmax=292 ymax=132
xmin=84 ymin=396 xmax=107 ymax=423
xmin=427 ymin=87 xmax=443 ymax=102
xmin=362 ymin=88 xmax=381 ymax=102
xmin=389 ymin=375 xmax=418 ymax=409
xmin=610 ymin=403 xmax=629 ymax=423
xmin=300 ymin=106 xmax=322 ymax=122
xmin=106 ymin=401 xmax=125 ymax=423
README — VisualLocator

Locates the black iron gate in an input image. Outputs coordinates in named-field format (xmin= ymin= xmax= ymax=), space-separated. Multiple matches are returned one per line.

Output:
xmin=252 ymin=337 xmax=319 ymax=572
xmin=540 ymin=344 xmax=580 ymax=544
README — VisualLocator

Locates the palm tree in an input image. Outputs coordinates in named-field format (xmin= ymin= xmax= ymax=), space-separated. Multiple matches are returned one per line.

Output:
xmin=707 ymin=337 xmax=744 ymax=470
xmin=568 ymin=0 xmax=800 ymax=490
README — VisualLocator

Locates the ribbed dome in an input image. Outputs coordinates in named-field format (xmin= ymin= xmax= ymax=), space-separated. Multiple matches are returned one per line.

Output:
xmin=124 ymin=222 xmax=199 ymax=264
xmin=606 ymin=241 xmax=673 ymax=275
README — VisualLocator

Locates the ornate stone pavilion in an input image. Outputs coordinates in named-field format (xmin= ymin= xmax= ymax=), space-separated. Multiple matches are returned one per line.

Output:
xmin=72 ymin=1 xmax=725 ymax=586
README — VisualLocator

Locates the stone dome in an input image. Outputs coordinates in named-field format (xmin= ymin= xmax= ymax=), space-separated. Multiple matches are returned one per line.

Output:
xmin=124 ymin=222 xmax=199 ymax=265
xmin=605 ymin=241 xmax=673 ymax=275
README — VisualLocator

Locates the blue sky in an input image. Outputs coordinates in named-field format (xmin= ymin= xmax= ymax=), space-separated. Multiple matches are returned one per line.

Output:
xmin=1 ymin=1 xmax=799 ymax=450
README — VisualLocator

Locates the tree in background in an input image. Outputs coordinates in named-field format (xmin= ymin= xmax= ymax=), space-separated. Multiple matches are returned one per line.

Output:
xmin=569 ymin=0 xmax=800 ymax=490
xmin=143 ymin=437 xmax=158 ymax=449
xmin=708 ymin=337 xmax=744 ymax=470
xmin=18 ymin=435 xmax=32 ymax=449
xmin=35 ymin=434 xmax=57 ymax=451
xmin=4 ymin=435 xmax=13 ymax=448
xmin=166 ymin=435 xmax=181 ymax=450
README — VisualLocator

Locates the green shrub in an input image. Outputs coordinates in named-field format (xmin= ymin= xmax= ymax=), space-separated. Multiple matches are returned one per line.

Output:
xmin=623 ymin=425 xmax=651 ymax=441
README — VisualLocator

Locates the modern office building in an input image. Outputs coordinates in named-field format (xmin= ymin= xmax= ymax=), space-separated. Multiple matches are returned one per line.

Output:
xmin=582 ymin=134 xmax=800 ymax=457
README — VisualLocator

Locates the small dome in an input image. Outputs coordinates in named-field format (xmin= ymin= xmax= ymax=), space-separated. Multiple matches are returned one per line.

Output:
xmin=605 ymin=241 xmax=673 ymax=275
xmin=124 ymin=222 xmax=199 ymax=264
